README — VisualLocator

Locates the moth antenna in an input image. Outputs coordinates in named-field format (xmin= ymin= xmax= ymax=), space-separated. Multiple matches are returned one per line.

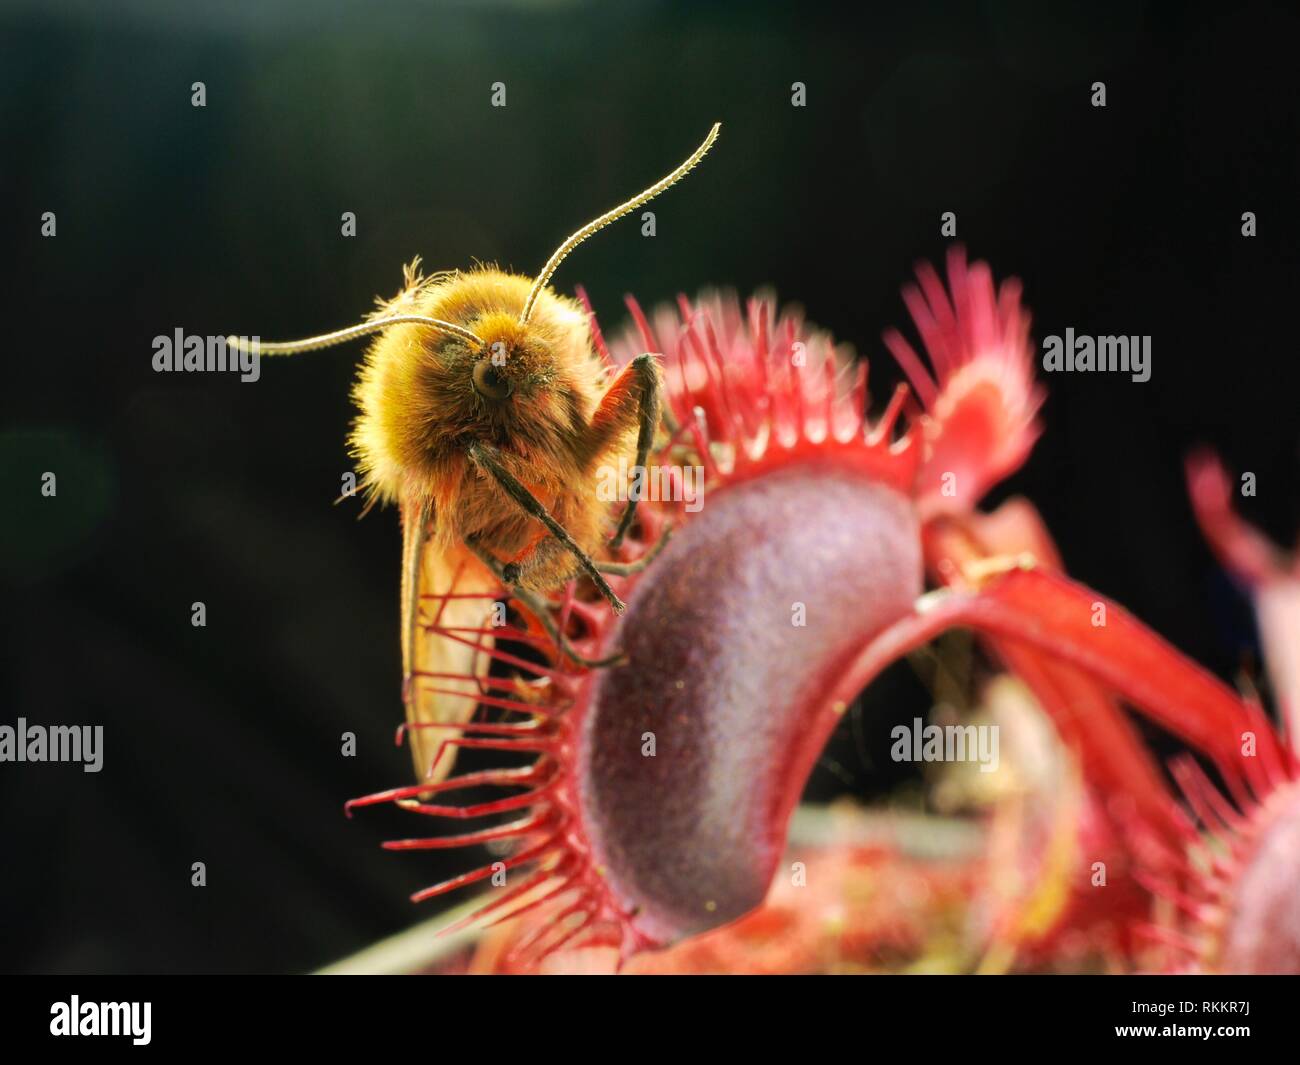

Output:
xmin=518 ymin=121 xmax=721 ymax=326
xmin=227 ymin=314 xmax=484 ymax=356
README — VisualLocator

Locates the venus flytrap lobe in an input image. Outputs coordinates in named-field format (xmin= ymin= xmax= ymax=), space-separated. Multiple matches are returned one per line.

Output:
xmin=350 ymin=248 xmax=1300 ymax=974
xmin=348 ymin=254 xmax=995 ymax=959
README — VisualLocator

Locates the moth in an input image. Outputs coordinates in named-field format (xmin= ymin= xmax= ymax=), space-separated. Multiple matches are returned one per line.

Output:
xmin=231 ymin=123 xmax=720 ymax=780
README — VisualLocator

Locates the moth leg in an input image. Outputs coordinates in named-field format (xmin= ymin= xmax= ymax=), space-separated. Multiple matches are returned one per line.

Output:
xmin=501 ymin=532 xmax=579 ymax=591
xmin=583 ymin=353 xmax=664 ymax=549
xmin=595 ymin=524 xmax=673 ymax=576
xmin=464 ymin=537 xmax=627 ymax=669
xmin=466 ymin=440 xmax=626 ymax=614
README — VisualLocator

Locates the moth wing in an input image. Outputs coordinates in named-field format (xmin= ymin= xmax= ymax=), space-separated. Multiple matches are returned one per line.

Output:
xmin=400 ymin=497 xmax=498 ymax=784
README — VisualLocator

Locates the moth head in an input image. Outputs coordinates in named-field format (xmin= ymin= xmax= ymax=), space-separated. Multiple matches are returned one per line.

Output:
xmin=451 ymin=309 xmax=584 ymax=452
xmin=467 ymin=313 xmax=552 ymax=405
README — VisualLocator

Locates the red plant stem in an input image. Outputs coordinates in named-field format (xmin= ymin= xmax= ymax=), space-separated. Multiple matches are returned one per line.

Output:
xmin=922 ymin=513 xmax=1193 ymax=854
xmin=991 ymin=636 xmax=1194 ymax=857
xmin=807 ymin=568 xmax=1286 ymax=807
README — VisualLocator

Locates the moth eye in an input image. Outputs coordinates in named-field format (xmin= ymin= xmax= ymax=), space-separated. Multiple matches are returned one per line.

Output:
xmin=472 ymin=359 xmax=514 ymax=401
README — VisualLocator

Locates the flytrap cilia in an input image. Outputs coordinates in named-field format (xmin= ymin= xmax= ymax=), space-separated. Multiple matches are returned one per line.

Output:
xmin=229 ymin=122 xmax=720 ymax=782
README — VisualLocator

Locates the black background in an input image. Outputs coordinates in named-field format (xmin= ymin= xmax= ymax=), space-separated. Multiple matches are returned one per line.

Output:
xmin=1 ymin=0 xmax=1297 ymax=974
